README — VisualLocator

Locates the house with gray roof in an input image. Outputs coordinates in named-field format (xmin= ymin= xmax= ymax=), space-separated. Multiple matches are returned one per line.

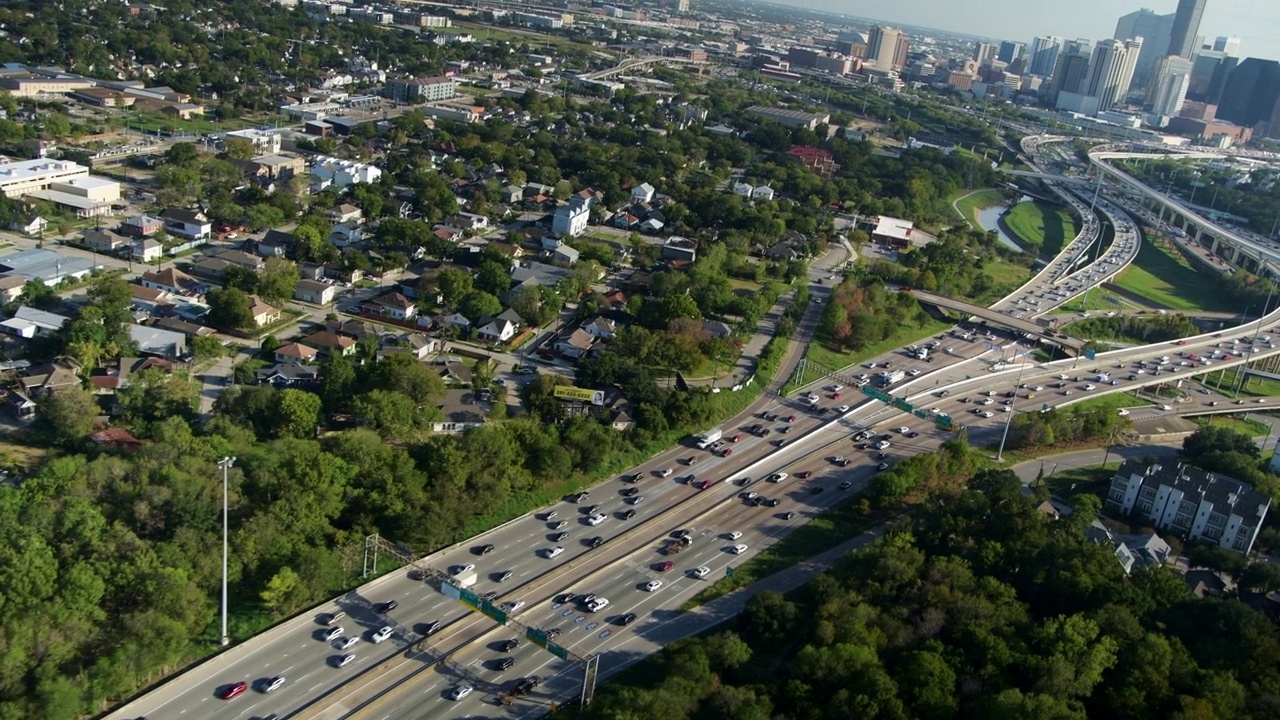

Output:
xmin=1106 ymin=460 xmax=1272 ymax=555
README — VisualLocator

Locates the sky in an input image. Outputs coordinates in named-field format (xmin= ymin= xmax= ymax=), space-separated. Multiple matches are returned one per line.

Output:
xmin=774 ymin=0 xmax=1280 ymax=61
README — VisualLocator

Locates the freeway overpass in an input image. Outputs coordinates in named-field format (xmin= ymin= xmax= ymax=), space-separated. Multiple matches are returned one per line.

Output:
xmin=909 ymin=290 xmax=1084 ymax=351
xmin=578 ymin=55 xmax=707 ymax=81
xmin=1088 ymin=149 xmax=1280 ymax=274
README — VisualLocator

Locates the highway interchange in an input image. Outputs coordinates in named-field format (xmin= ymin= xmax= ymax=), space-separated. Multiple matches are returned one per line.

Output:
xmin=110 ymin=140 xmax=1277 ymax=720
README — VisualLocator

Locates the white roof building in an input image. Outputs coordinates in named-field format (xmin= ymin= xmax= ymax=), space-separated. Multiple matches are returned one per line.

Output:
xmin=0 ymin=159 xmax=90 ymax=198
xmin=312 ymin=155 xmax=382 ymax=189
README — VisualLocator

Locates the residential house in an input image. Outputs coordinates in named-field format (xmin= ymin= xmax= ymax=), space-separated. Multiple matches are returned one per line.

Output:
xmin=555 ymin=328 xmax=596 ymax=359
xmin=753 ymin=185 xmax=775 ymax=201
xmin=584 ymin=317 xmax=617 ymax=339
xmin=19 ymin=358 xmax=81 ymax=396
xmin=631 ymin=182 xmax=656 ymax=204
xmin=153 ymin=316 xmax=216 ymax=339
xmin=3 ymin=387 xmax=35 ymax=419
xmin=438 ymin=359 xmax=473 ymax=385
xmin=329 ymin=223 xmax=363 ymax=248
xmin=612 ymin=212 xmax=639 ymax=230
xmin=294 ymin=279 xmax=338 ymax=305
xmin=259 ymin=229 xmax=295 ymax=257
xmin=438 ymin=312 xmax=472 ymax=334
xmin=475 ymin=316 xmax=518 ymax=343
xmin=130 ymin=284 xmax=171 ymax=314
xmin=552 ymin=244 xmax=580 ymax=266
xmin=639 ymin=218 xmax=664 ymax=234
xmin=401 ymin=332 xmax=440 ymax=359
xmin=433 ymin=226 xmax=463 ymax=243
xmin=301 ymin=330 xmax=357 ymax=357
xmin=298 ymin=262 xmax=326 ymax=282
xmin=509 ymin=262 xmax=572 ymax=298
xmin=82 ymin=228 xmax=130 ymax=253
xmin=1087 ymin=521 xmax=1174 ymax=575
xmin=732 ymin=181 xmax=754 ymax=198
xmin=119 ymin=214 xmax=163 ymax=238
xmin=256 ymin=363 xmax=320 ymax=386
xmin=129 ymin=324 xmax=187 ymax=358
xmin=702 ymin=319 xmax=734 ymax=338
xmin=1 ymin=305 xmax=71 ymax=338
xmin=213 ymin=249 xmax=267 ymax=271
xmin=248 ymin=295 xmax=282 ymax=327
xmin=275 ymin=342 xmax=319 ymax=365
xmin=362 ymin=292 xmax=418 ymax=321
xmin=450 ymin=212 xmax=489 ymax=232
xmin=1106 ymin=460 xmax=1271 ymax=555
xmin=552 ymin=197 xmax=590 ymax=237
xmin=131 ymin=238 xmax=163 ymax=262
xmin=9 ymin=216 xmax=46 ymax=236
xmin=159 ymin=208 xmax=212 ymax=241
xmin=0 ymin=275 xmax=25 ymax=303
xmin=140 ymin=267 xmax=203 ymax=296
xmin=90 ymin=427 xmax=143 ymax=452
xmin=662 ymin=237 xmax=697 ymax=263
xmin=327 ymin=318 xmax=383 ymax=343
xmin=499 ymin=185 xmax=523 ymax=204
xmin=429 ymin=389 xmax=487 ymax=433
xmin=328 ymin=203 xmax=363 ymax=224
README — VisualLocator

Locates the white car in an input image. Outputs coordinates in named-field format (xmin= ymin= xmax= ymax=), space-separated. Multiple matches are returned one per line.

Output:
xmin=875 ymin=440 xmax=890 ymax=450
xmin=503 ymin=600 xmax=526 ymax=612
xmin=452 ymin=563 xmax=475 ymax=576
xmin=690 ymin=566 xmax=711 ymax=579
xmin=586 ymin=513 xmax=607 ymax=526
xmin=659 ymin=468 xmax=673 ymax=478
xmin=643 ymin=580 xmax=663 ymax=592
xmin=730 ymin=544 xmax=748 ymax=555
xmin=265 ymin=675 xmax=286 ymax=693
xmin=896 ymin=427 xmax=910 ymax=433
xmin=371 ymin=626 xmax=394 ymax=644
xmin=907 ymin=369 xmax=921 ymax=377
xmin=727 ymin=531 xmax=743 ymax=540
xmin=830 ymin=384 xmax=844 ymax=392
xmin=1083 ymin=384 xmax=1097 ymax=391
xmin=544 ymin=546 xmax=565 ymax=559
xmin=837 ymin=405 xmax=850 ymax=413
xmin=1118 ymin=409 xmax=1130 ymax=416
xmin=980 ymin=398 xmax=994 ymax=405
xmin=337 ymin=653 xmax=357 ymax=668
xmin=981 ymin=411 xmax=994 ymax=418
xmin=336 ymin=635 xmax=359 ymax=651
xmin=767 ymin=472 xmax=788 ymax=483
xmin=586 ymin=597 xmax=610 ymax=612
xmin=448 ymin=684 xmax=473 ymax=701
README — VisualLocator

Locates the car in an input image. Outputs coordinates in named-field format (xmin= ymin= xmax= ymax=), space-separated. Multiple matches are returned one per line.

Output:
xmin=620 ymin=487 xmax=639 ymax=497
xmin=627 ymin=495 xmax=644 ymax=505
xmin=551 ymin=532 xmax=570 ymax=543
xmin=1118 ymin=409 xmax=1130 ymax=416
xmin=691 ymin=566 xmax=711 ymax=579
xmin=1083 ymin=384 xmax=1097 ymax=391
xmin=643 ymin=580 xmax=663 ymax=592
xmin=478 ymin=544 xmax=495 ymax=555
xmin=659 ymin=468 xmax=673 ymax=477
xmin=981 ymin=411 xmax=994 ymax=418
xmin=696 ymin=479 xmax=714 ymax=489
xmin=494 ymin=656 xmax=517 ymax=671
xmin=727 ymin=530 xmax=743 ymax=540
xmin=447 ymin=684 xmax=473 ymax=701
xmin=830 ymin=455 xmax=846 ymax=464
xmin=586 ymin=513 xmax=607 ymax=525
xmin=424 ymin=620 xmax=443 ymax=635
xmin=619 ymin=509 xmax=637 ymax=520
xmin=550 ymin=521 xmax=568 ymax=530
xmin=499 ymin=569 xmax=516 ymax=581
xmin=907 ymin=431 xmax=919 ymax=438
xmin=896 ymin=427 xmax=910 ymax=434
xmin=583 ymin=504 xmax=600 ymax=514
xmin=336 ymin=635 xmax=359 ymax=650
xmin=625 ymin=472 xmax=643 ymax=482
xmin=785 ymin=415 xmax=798 ymax=423
xmin=617 ymin=612 xmax=638 ymax=626
xmin=337 ymin=653 xmax=357 ymax=668
xmin=503 ymin=600 xmax=526 ymax=612
xmin=767 ymin=472 xmax=788 ymax=482
xmin=782 ymin=511 xmax=796 ymax=520
xmin=544 ymin=546 xmax=564 ymax=558
xmin=730 ymin=544 xmax=748 ymax=555
xmin=721 ymin=448 xmax=734 ymax=457
xmin=877 ymin=462 xmax=890 ymax=470
xmin=371 ymin=626 xmax=394 ymax=644
xmin=875 ymin=440 xmax=890 ymax=450
xmin=837 ymin=405 xmax=850 ymax=413
xmin=480 ymin=591 xmax=499 ymax=602
xmin=839 ymin=480 xmax=853 ymax=489
xmin=830 ymin=384 xmax=844 ymax=392
xmin=764 ymin=497 xmax=781 ymax=506
xmin=569 ymin=491 xmax=590 ymax=503
xmin=323 ymin=610 xmax=346 ymax=625
xmin=830 ymin=392 xmax=842 ymax=399
xmin=219 ymin=682 xmax=248 ymax=700
xmin=543 ymin=510 xmax=558 ymax=521
xmin=739 ymin=491 xmax=758 ymax=501
xmin=264 ymin=675 xmax=286 ymax=693
xmin=586 ymin=597 xmax=610 ymax=612
xmin=514 ymin=676 xmax=543 ymax=694
xmin=452 ymin=563 xmax=475 ymax=576
xmin=810 ymin=486 xmax=825 ymax=495
xmin=545 ymin=628 xmax=562 ymax=639
xmin=796 ymin=471 xmax=812 ymax=479
xmin=324 ymin=626 xmax=345 ymax=642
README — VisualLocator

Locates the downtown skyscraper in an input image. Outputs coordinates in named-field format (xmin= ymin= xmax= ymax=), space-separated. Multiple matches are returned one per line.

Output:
xmin=1168 ymin=0 xmax=1207 ymax=58
xmin=1028 ymin=36 xmax=1062 ymax=77
xmin=1084 ymin=38 xmax=1143 ymax=111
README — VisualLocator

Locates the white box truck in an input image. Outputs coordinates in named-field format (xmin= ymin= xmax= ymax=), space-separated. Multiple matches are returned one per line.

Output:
xmin=696 ymin=429 xmax=723 ymax=449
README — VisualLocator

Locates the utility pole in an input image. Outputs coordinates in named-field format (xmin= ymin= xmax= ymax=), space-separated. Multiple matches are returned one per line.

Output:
xmin=996 ymin=345 xmax=1030 ymax=462
xmin=218 ymin=456 xmax=236 ymax=647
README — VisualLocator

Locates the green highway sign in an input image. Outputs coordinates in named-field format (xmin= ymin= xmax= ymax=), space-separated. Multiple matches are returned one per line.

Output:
xmin=478 ymin=599 xmax=508 ymax=625
xmin=726 ymin=565 xmax=736 ymax=577
xmin=524 ymin=627 xmax=570 ymax=660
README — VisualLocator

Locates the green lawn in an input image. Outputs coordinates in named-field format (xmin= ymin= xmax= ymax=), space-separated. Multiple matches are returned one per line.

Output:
xmin=1058 ymin=287 xmax=1145 ymax=313
xmin=1069 ymin=393 xmax=1145 ymax=414
xmin=1193 ymin=414 xmax=1272 ymax=437
xmin=1111 ymin=241 xmax=1235 ymax=312
xmin=980 ymin=258 xmax=1033 ymax=301
xmin=952 ymin=188 xmax=1004 ymax=230
xmin=1200 ymin=368 xmax=1280 ymax=398
xmin=1003 ymin=200 xmax=1082 ymax=257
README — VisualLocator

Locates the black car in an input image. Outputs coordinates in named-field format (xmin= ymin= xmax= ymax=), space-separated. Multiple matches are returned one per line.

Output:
xmin=424 ymin=620 xmax=442 ymax=635
xmin=616 ymin=612 xmax=638 ymax=626
xmin=480 ymin=591 xmax=499 ymax=602
xmin=494 ymin=657 xmax=517 ymax=671
xmin=764 ymin=497 xmax=781 ymax=507
xmin=837 ymin=459 xmax=851 ymax=467
xmin=569 ymin=491 xmax=590 ymax=503
xmin=619 ymin=509 xmax=636 ymax=520
xmin=621 ymin=487 xmax=639 ymax=497
xmin=500 ymin=638 xmax=520 ymax=652
xmin=810 ymin=486 xmax=825 ymax=495
xmin=551 ymin=532 xmax=569 ymax=542
xmin=583 ymin=504 xmax=600 ymax=514
xmin=906 ymin=431 xmax=919 ymax=438
xmin=498 ymin=570 xmax=514 ymax=582
xmin=513 ymin=676 xmax=542 ymax=695
xmin=478 ymin=543 xmax=495 ymax=555
xmin=589 ymin=536 xmax=605 ymax=548
xmin=545 ymin=628 xmax=562 ymax=639
xmin=782 ymin=511 xmax=796 ymax=520
xmin=376 ymin=600 xmax=398 ymax=614
xmin=557 ymin=593 xmax=576 ymax=604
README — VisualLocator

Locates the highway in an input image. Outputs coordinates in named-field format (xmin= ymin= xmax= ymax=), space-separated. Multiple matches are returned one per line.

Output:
xmin=108 ymin=137 xmax=1221 ymax=720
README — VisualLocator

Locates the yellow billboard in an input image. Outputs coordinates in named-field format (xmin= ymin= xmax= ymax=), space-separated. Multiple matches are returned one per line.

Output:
xmin=553 ymin=386 xmax=605 ymax=405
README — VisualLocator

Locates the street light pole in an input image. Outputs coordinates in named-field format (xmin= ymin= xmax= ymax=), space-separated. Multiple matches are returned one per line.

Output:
xmin=996 ymin=345 xmax=1030 ymax=463
xmin=218 ymin=456 xmax=236 ymax=647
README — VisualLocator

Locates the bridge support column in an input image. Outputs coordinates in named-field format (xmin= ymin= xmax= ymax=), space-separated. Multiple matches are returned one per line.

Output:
xmin=1211 ymin=236 xmax=1221 ymax=254
xmin=1157 ymin=204 xmax=1166 ymax=224
xmin=1231 ymin=245 xmax=1242 ymax=264
xmin=1193 ymin=226 xmax=1203 ymax=245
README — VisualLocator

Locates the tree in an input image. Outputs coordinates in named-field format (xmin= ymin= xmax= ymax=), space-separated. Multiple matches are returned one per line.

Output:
xmin=164 ymin=141 xmax=201 ymax=166
xmin=257 ymin=257 xmax=299 ymax=306
xmin=460 ymin=290 xmax=502 ymax=320
xmin=35 ymin=386 xmax=97 ymax=447
xmin=275 ymin=389 xmax=322 ymax=439
xmin=352 ymin=389 xmax=424 ymax=440
xmin=115 ymin=368 xmax=199 ymax=427
xmin=1182 ymin=426 xmax=1259 ymax=461
xmin=18 ymin=279 xmax=57 ymax=309
xmin=435 ymin=267 xmax=473 ymax=307
xmin=475 ymin=261 xmax=511 ymax=297
xmin=260 ymin=566 xmax=304 ymax=617
xmin=222 ymin=138 xmax=256 ymax=161
xmin=191 ymin=336 xmax=227 ymax=360
xmin=207 ymin=287 xmax=255 ymax=330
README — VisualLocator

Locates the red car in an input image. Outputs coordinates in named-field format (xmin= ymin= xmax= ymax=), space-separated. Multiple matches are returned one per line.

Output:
xmin=729 ymin=433 xmax=743 ymax=443
xmin=721 ymin=448 xmax=733 ymax=458
xmin=655 ymin=561 xmax=675 ymax=572
xmin=829 ymin=393 xmax=841 ymax=400
xmin=785 ymin=415 xmax=797 ymax=423
xmin=1177 ymin=340 xmax=1187 ymax=345
xmin=796 ymin=471 xmax=812 ymax=479
xmin=219 ymin=682 xmax=249 ymax=700
xmin=696 ymin=479 xmax=714 ymax=489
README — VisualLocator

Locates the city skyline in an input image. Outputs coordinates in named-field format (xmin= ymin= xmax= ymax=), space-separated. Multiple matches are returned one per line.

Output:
xmin=776 ymin=0 xmax=1280 ymax=62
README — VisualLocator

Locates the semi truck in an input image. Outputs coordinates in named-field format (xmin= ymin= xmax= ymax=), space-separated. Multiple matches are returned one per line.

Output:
xmin=695 ymin=429 xmax=723 ymax=449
